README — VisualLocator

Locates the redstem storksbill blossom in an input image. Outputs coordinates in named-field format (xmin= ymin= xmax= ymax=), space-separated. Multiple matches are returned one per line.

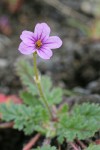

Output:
xmin=18 ymin=23 xmax=62 ymax=59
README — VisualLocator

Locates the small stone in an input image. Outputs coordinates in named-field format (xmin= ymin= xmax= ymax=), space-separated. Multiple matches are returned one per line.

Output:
xmin=0 ymin=59 xmax=8 ymax=68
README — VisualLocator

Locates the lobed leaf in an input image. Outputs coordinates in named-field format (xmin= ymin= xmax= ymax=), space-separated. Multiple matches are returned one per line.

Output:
xmin=20 ymin=91 xmax=42 ymax=106
xmin=32 ymin=145 xmax=57 ymax=150
xmin=57 ymin=103 xmax=100 ymax=142
xmin=16 ymin=59 xmax=38 ymax=95
xmin=41 ymin=76 xmax=63 ymax=105
xmin=73 ymin=103 xmax=100 ymax=120
xmin=0 ymin=102 xmax=50 ymax=135
xmin=85 ymin=144 xmax=100 ymax=150
xmin=16 ymin=60 xmax=63 ymax=106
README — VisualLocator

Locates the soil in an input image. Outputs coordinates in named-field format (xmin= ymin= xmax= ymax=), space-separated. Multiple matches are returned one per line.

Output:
xmin=0 ymin=0 xmax=100 ymax=149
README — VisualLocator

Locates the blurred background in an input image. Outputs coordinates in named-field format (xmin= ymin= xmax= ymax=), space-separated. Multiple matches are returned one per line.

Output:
xmin=0 ymin=0 xmax=100 ymax=95
xmin=0 ymin=0 xmax=100 ymax=149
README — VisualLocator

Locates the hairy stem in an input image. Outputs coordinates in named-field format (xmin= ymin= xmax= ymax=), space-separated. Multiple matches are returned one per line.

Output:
xmin=33 ymin=52 xmax=53 ymax=119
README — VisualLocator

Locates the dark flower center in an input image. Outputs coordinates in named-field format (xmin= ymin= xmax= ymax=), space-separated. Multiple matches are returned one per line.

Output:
xmin=36 ymin=40 xmax=42 ymax=48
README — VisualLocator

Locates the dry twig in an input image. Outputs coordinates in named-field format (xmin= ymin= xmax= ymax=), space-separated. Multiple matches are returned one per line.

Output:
xmin=70 ymin=142 xmax=79 ymax=150
xmin=76 ymin=139 xmax=87 ymax=149
xmin=0 ymin=122 xmax=14 ymax=128
xmin=23 ymin=133 xmax=41 ymax=150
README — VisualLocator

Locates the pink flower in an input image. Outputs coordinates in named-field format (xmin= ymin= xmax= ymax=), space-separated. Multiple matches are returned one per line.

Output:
xmin=18 ymin=23 xmax=62 ymax=59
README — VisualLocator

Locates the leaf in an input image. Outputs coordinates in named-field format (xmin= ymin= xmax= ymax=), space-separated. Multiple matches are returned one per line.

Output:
xmin=48 ymin=88 xmax=63 ymax=105
xmin=57 ymin=103 xmax=100 ymax=142
xmin=73 ymin=103 xmax=100 ymax=121
xmin=41 ymin=76 xmax=63 ymax=105
xmin=41 ymin=76 xmax=52 ymax=93
xmin=85 ymin=144 xmax=100 ymax=150
xmin=16 ymin=59 xmax=38 ymax=95
xmin=57 ymin=104 xmax=69 ymax=118
xmin=0 ymin=102 xmax=50 ymax=135
xmin=20 ymin=91 xmax=42 ymax=106
xmin=16 ymin=59 xmax=63 ymax=106
xmin=32 ymin=145 xmax=57 ymax=150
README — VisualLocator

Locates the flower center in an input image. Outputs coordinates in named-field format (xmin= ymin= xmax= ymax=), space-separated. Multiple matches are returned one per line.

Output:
xmin=36 ymin=40 xmax=42 ymax=48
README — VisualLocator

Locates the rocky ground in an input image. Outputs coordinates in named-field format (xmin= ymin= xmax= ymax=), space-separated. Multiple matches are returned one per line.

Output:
xmin=0 ymin=0 xmax=100 ymax=149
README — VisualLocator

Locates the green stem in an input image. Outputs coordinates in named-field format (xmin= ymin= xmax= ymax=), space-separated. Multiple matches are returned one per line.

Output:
xmin=33 ymin=52 xmax=53 ymax=119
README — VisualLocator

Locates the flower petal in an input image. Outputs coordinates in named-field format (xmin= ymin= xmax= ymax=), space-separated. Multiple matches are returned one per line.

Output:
xmin=18 ymin=42 xmax=36 ymax=55
xmin=20 ymin=30 xmax=36 ymax=46
xmin=34 ymin=23 xmax=50 ymax=41
xmin=43 ymin=36 xmax=62 ymax=49
xmin=37 ymin=47 xmax=52 ymax=59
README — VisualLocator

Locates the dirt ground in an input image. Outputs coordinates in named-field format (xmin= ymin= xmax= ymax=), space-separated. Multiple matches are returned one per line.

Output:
xmin=0 ymin=0 xmax=100 ymax=149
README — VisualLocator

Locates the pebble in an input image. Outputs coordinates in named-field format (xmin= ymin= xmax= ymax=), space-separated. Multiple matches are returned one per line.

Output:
xmin=0 ymin=59 xmax=8 ymax=68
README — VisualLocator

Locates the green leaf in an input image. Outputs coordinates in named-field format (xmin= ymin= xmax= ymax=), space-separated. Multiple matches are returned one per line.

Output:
xmin=57 ymin=104 xmax=69 ymax=119
xmin=20 ymin=91 xmax=42 ymax=106
xmin=16 ymin=59 xmax=63 ymax=106
xmin=32 ymin=145 xmax=57 ymax=150
xmin=57 ymin=103 xmax=100 ymax=142
xmin=73 ymin=103 xmax=100 ymax=120
xmin=0 ymin=102 xmax=50 ymax=135
xmin=16 ymin=59 xmax=38 ymax=95
xmin=41 ymin=76 xmax=52 ymax=93
xmin=58 ymin=115 xmax=98 ymax=142
xmin=41 ymin=76 xmax=63 ymax=105
xmin=48 ymin=87 xmax=63 ymax=105
xmin=86 ymin=144 xmax=100 ymax=150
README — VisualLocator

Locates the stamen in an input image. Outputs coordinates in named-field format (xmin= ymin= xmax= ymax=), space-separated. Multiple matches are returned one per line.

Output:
xmin=36 ymin=40 xmax=42 ymax=48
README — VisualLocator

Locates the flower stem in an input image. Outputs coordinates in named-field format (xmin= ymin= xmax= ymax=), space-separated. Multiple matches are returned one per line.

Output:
xmin=33 ymin=52 xmax=53 ymax=119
